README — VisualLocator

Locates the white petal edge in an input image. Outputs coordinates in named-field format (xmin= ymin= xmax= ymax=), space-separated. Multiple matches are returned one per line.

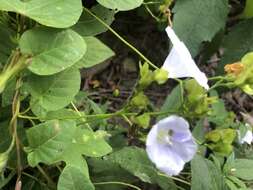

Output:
xmin=162 ymin=26 xmax=209 ymax=90
xmin=240 ymin=130 xmax=253 ymax=145
xmin=146 ymin=143 xmax=185 ymax=176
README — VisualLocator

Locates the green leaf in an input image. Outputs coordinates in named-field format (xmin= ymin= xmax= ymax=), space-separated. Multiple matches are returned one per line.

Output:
xmin=20 ymin=27 xmax=86 ymax=75
xmin=0 ymin=121 xmax=11 ymax=152
xmin=57 ymin=166 xmax=95 ymax=190
xmin=26 ymin=120 xmax=77 ymax=167
xmin=159 ymin=85 xmax=182 ymax=120
xmin=242 ymin=0 xmax=253 ymax=19
xmin=219 ymin=19 xmax=253 ymax=73
xmin=75 ymin=37 xmax=114 ymax=68
xmin=107 ymin=147 xmax=177 ymax=189
xmin=26 ymin=120 xmax=112 ymax=172
xmin=97 ymin=0 xmax=143 ymax=11
xmin=225 ymin=179 xmax=238 ymax=190
xmin=27 ymin=68 xmax=81 ymax=112
xmin=68 ymin=128 xmax=112 ymax=158
xmin=73 ymin=5 xmax=115 ymax=36
xmin=0 ymin=0 xmax=82 ymax=28
xmin=173 ymin=0 xmax=228 ymax=56
xmin=226 ymin=176 xmax=247 ymax=189
xmin=191 ymin=155 xmax=225 ymax=190
xmin=233 ymin=159 xmax=253 ymax=180
xmin=43 ymin=109 xmax=79 ymax=120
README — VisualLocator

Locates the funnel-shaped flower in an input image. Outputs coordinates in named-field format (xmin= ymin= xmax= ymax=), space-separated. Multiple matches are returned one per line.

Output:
xmin=238 ymin=125 xmax=253 ymax=145
xmin=240 ymin=130 xmax=253 ymax=144
xmin=146 ymin=115 xmax=197 ymax=176
xmin=162 ymin=26 xmax=209 ymax=90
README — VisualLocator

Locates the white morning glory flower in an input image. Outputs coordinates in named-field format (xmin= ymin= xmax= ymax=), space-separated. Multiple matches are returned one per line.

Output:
xmin=146 ymin=115 xmax=197 ymax=176
xmin=238 ymin=127 xmax=253 ymax=145
xmin=162 ymin=26 xmax=209 ymax=90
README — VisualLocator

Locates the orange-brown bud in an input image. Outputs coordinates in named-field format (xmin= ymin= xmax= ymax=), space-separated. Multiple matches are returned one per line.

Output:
xmin=224 ymin=62 xmax=244 ymax=75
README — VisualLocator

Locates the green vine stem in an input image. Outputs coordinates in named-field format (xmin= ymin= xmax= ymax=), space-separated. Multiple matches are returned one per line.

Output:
xmin=0 ymin=51 xmax=31 ymax=93
xmin=18 ymin=110 xmax=179 ymax=122
xmin=94 ymin=181 xmax=142 ymax=190
xmin=83 ymin=7 xmax=158 ymax=70
xmin=9 ymin=77 xmax=22 ymax=187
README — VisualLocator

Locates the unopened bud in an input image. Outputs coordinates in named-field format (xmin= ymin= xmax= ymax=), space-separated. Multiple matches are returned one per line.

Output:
xmin=224 ymin=62 xmax=244 ymax=75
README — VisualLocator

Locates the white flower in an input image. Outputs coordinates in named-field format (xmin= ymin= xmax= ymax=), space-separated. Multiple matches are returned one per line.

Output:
xmin=146 ymin=115 xmax=197 ymax=176
xmin=162 ymin=26 xmax=209 ymax=90
xmin=239 ymin=129 xmax=253 ymax=145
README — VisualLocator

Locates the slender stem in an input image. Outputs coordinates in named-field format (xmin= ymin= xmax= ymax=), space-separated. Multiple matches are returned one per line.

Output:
xmin=121 ymin=114 xmax=133 ymax=126
xmin=18 ymin=115 xmax=39 ymax=120
xmin=208 ymin=76 xmax=225 ymax=81
xmin=71 ymin=101 xmax=92 ymax=130
xmin=94 ymin=181 xmax=142 ymax=190
xmin=37 ymin=165 xmax=55 ymax=188
xmin=83 ymin=7 xmax=158 ymax=70
xmin=158 ymin=172 xmax=191 ymax=186
xmin=207 ymin=81 xmax=232 ymax=92
xmin=144 ymin=4 xmax=160 ymax=21
xmin=22 ymin=172 xmax=48 ymax=187
xmin=19 ymin=110 xmax=178 ymax=122
xmin=9 ymin=77 xmax=22 ymax=186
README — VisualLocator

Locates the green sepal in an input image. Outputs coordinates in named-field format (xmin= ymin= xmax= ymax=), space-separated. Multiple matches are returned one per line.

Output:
xmin=132 ymin=113 xmax=150 ymax=129
xmin=153 ymin=69 xmax=168 ymax=85
xmin=139 ymin=62 xmax=154 ymax=88
xmin=130 ymin=92 xmax=149 ymax=109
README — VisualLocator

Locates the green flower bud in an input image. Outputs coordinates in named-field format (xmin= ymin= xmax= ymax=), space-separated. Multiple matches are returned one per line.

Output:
xmin=154 ymin=69 xmax=168 ymax=85
xmin=183 ymin=79 xmax=210 ymax=117
xmin=139 ymin=63 xmax=154 ymax=88
xmin=131 ymin=92 xmax=149 ymax=109
xmin=205 ymin=128 xmax=236 ymax=156
xmin=113 ymin=89 xmax=120 ymax=97
xmin=225 ymin=52 xmax=253 ymax=95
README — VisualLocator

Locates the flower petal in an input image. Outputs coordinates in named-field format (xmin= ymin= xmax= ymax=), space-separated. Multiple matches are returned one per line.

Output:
xmin=171 ymin=139 xmax=198 ymax=162
xmin=240 ymin=130 xmax=253 ymax=145
xmin=146 ymin=143 xmax=185 ymax=176
xmin=157 ymin=115 xmax=189 ymax=133
xmin=146 ymin=115 xmax=198 ymax=176
xmin=162 ymin=26 xmax=209 ymax=90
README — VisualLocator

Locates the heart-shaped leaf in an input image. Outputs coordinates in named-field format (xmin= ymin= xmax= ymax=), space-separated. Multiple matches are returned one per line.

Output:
xmin=97 ymin=0 xmax=143 ymax=11
xmin=27 ymin=68 xmax=81 ymax=112
xmin=75 ymin=37 xmax=114 ymax=68
xmin=0 ymin=0 xmax=82 ymax=28
xmin=26 ymin=120 xmax=112 ymax=170
xmin=73 ymin=5 xmax=115 ymax=36
xmin=57 ymin=166 xmax=95 ymax=190
xmin=20 ymin=27 xmax=86 ymax=75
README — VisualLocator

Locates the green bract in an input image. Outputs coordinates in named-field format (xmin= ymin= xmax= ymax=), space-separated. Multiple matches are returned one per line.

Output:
xmin=205 ymin=128 xmax=236 ymax=156
xmin=184 ymin=79 xmax=210 ymax=117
